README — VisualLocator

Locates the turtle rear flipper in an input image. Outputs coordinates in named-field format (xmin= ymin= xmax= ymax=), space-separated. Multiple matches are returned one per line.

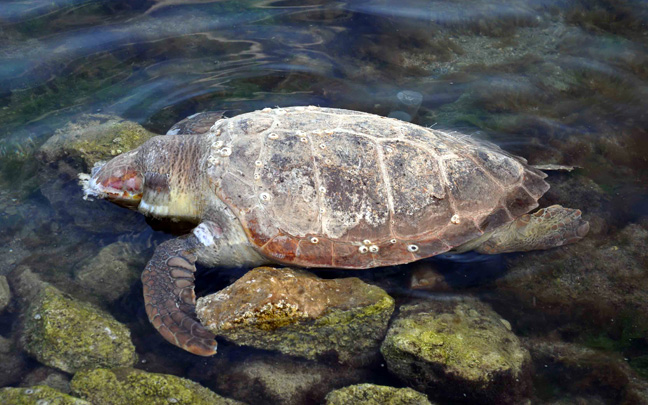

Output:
xmin=142 ymin=234 xmax=217 ymax=356
xmin=471 ymin=205 xmax=590 ymax=254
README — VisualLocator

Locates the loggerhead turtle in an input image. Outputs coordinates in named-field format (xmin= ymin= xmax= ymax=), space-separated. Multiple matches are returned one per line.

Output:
xmin=80 ymin=106 xmax=589 ymax=356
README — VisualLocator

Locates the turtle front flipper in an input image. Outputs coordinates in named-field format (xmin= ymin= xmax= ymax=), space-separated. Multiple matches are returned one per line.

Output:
xmin=142 ymin=235 xmax=217 ymax=356
xmin=472 ymin=205 xmax=590 ymax=254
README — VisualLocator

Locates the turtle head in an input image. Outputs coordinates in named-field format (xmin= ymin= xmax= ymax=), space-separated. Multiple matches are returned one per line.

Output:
xmin=80 ymin=149 xmax=143 ymax=208
xmin=81 ymin=135 xmax=206 ymax=221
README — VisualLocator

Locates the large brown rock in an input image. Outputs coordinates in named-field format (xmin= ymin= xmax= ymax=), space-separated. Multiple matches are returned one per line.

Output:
xmin=196 ymin=267 xmax=395 ymax=364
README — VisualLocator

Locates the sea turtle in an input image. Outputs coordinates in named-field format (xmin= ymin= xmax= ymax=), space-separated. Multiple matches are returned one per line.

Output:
xmin=80 ymin=106 xmax=589 ymax=356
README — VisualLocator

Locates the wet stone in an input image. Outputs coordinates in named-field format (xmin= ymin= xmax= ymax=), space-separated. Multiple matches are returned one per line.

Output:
xmin=325 ymin=384 xmax=434 ymax=405
xmin=21 ymin=366 xmax=72 ymax=394
xmin=0 ymin=335 xmax=28 ymax=388
xmin=74 ymin=242 xmax=145 ymax=302
xmin=196 ymin=266 xmax=395 ymax=364
xmin=380 ymin=298 xmax=531 ymax=404
xmin=495 ymin=222 xmax=648 ymax=336
xmin=0 ymin=275 xmax=10 ymax=312
xmin=0 ymin=385 xmax=89 ymax=405
xmin=19 ymin=271 xmax=137 ymax=373
xmin=213 ymin=354 xmax=369 ymax=405
xmin=38 ymin=114 xmax=156 ymax=169
xmin=524 ymin=338 xmax=648 ymax=405
xmin=409 ymin=263 xmax=450 ymax=291
xmin=70 ymin=367 xmax=244 ymax=405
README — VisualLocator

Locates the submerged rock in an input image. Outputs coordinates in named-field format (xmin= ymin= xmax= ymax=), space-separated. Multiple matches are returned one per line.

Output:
xmin=16 ymin=268 xmax=137 ymax=373
xmin=213 ymin=354 xmax=368 ymax=405
xmin=0 ymin=335 xmax=28 ymax=387
xmin=325 ymin=384 xmax=433 ymax=405
xmin=495 ymin=222 xmax=648 ymax=337
xmin=70 ymin=368 xmax=244 ymax=405
xmin=21 ymin=366 xmax=72 ymax=394
xmin=380 ymin=298 xmax=531 ymax=404
xmin=0 ymin=275 xmax=10 ymax=312
xmin=0 ymin=385 xmax=89 ymax=405
xmin=196 ymin=267 xmax=395 ymax=364
xmin=38 ymin=114 xmax=155 ymax=169
xmin=74 ymin=241 xmax=145 ymax=302
xmin=525 ymin=338 xmax=648 ymax=405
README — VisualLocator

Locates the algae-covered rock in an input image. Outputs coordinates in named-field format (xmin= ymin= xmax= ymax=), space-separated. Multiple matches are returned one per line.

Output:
xmin=381 ymin=298 xmax=531 ymax=404
xmin=70 ymin=367 xmax=244 ymax=405
xmin=22 ymin=284 xmax=137 ymax=373
xmin=197 ymin=267 xmax=395 ymax=364
xmin=0 ymin=275 xmax=10 ymax=312
xmin=74 ymin=241 xmax=145 ymax=302
xmin=38 ymin=114 xmax=155 ymax=169
xmin=0 ymin=385 xmax=90 ymax=405
xmin=212 ymin=354 xmax=368 ymax=405
xmin=325 ymin=384 xmax=433 ymax=405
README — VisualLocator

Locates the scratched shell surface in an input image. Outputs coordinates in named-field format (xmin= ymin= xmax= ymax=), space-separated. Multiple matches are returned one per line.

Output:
xmin=206 ymin=106 xmax=549 ymax=268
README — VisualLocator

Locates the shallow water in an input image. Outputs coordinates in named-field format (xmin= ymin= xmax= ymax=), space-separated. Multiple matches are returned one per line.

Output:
xmin=1 ymin=0 xmax=648 ymax=403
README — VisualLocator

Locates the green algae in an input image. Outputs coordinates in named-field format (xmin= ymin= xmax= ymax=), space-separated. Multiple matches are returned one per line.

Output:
xmin=23 ymin=285 xmax=137 ymax=373
xmin=0 ymin=385 xmax=89 ymax=405
xmin=325 ymin=384 xmax=433 ymax=405
xmin=70 ymin=368 xmax=244 ymax=405
xmin=380 ymin=299 xmax=531 ymax=404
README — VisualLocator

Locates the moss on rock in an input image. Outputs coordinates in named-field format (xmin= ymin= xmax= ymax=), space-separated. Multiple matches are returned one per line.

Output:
xmin=380 ymin=298 xmax=531 ymax=404
xmin=0 ymin=385 xmax=90 ymax=405
xmin=70 ymin=368 xmax=244 ymax=405
xmin=23 ymin=285 xmax=137 ymax=373
xmin=38 ymin=114 xmax=156 ymax=169
xmin=325 ymin=384 xmax=433 ymax=405
xmin=197 ymin=267 xmax=395 ymax=364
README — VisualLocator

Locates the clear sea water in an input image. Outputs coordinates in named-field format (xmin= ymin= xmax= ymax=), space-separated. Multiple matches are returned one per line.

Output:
xmin=1 ymin=1 xmax=648 ymax=403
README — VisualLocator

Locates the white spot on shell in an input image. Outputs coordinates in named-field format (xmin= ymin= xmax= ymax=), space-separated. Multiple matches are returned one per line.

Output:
xmin=319 ymin=186 xmax=326 ymax=193
xmin=255 ymin=160 xmax=263 ymax=167
xmin=259 ymin=192 xmax=271 ymax=202
xmin=254 ymin=174 xmax=261 ymax=180
xmin=307 ymin=105 xmax=318 ymax=110
xmin=407 ymin=244 xmax=419 ymax=252
xmin=319 ymin=143 xmax=326 ymax=149
xmin=390 ymin=239 xmax=397 ymax=244
xmin=358 ymin=246 xmax=369 ymax=254
xmin=262 ymin=107 xmax=272 ymax=112
xmin=219 ymin=147 xmax=232 ymax=157
xmin=310 ymin=237 xmax=319 ymax=244
xmin=319 ymin=207 xmax=326 ymax=214
xmin=275 ymin=109 xmax=287 ymax=115
xmin=268 ymin=132 xmax=279 ymax=140
xmin=451 ymin=214 xmax=460 ymax=224
xmin=363 ymin=239 xmax=371 ymax=245
xmin=212 ymin=140 xmax=223 ymax=148
xmin=385 ymin=146 xmax=394 ymax=153
xmin=369 ymin=245 xmax=379 ymax=253
xmin=300 ymin=137 xmax=308 ymax=143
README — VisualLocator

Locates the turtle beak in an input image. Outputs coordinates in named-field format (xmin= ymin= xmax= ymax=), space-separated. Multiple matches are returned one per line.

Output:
xmin=80 ymin=150 xmax=143 ymax=208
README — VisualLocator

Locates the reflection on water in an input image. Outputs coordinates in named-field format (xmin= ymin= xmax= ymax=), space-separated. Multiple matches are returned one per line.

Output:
xmin=1 ymin=0 xmax=648 ymax=403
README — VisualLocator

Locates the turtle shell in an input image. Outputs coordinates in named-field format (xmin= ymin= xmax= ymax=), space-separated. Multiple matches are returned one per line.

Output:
xmin=207 ymin=106 xmax=549 ymax=268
